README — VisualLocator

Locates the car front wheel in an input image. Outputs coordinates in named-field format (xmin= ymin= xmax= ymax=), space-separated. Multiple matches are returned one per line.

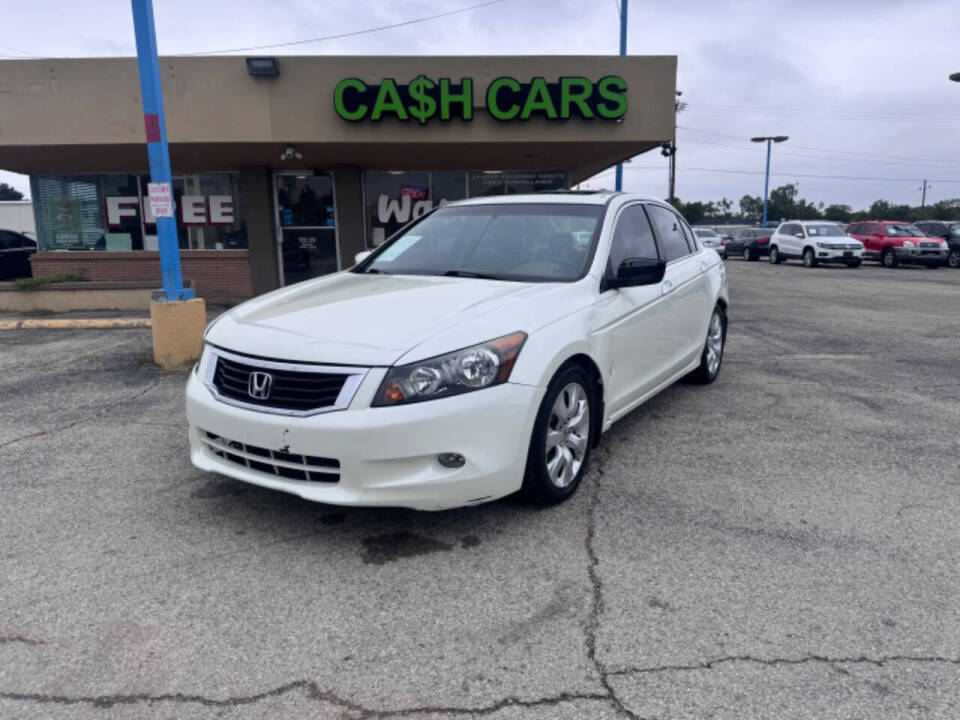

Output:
xmin=882 ymin=248 xmax=899 ymax=268
xmin=802 ymin=248 xmax=817 ymax=268
xmin=521 ymin=366 xmax=594 ymax=505
xmin=948 ymin=249 xmax=960 ymax=269
xmin=689 ymin=305 xmax=726 ymax=385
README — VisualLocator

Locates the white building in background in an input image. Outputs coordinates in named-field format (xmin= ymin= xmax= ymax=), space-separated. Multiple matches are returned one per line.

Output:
xmin=0 ymin=201 xmax=35 ymax=237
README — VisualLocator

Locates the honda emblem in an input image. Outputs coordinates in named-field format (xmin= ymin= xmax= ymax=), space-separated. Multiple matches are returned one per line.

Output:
xmin=248 ymin=371 xmax=273 ymax=400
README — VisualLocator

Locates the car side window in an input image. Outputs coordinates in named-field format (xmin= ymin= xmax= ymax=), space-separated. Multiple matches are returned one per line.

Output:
xmin=646 ymin=205 xmax=691 ymax=262
xmin=608 ymin=205 xmax=659 ymax=273
xmin=0 ymin=232 xmax=13 ymax=250
xmin=678 ymin=218 xmax=697 ymax=252
xmin=848 ymin=223 xmax=862 ymax=235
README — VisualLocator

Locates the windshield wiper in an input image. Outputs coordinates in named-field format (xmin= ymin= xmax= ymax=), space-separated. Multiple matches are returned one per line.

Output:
xmin=443 ymin=270 xmax=506 ymax=280
xmin=363 ymin=267 xmax=390 ymax=274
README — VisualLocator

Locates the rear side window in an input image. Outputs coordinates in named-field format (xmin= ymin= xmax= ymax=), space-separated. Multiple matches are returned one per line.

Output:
xmin=646 ymin=205 xmax=691 ymax=262
xmin=0 ymin=232 xmax=13 ymax=250
xmin=609 ymin=205 xmax=659 ymax=272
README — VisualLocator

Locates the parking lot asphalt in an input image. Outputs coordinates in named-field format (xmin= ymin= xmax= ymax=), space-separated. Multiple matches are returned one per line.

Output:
xmin=2 ymin=260 xmax=959 ymax=719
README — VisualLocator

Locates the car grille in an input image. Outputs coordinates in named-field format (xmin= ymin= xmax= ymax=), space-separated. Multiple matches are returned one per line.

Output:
xmin=200 ymin=429 xmax=340 ymax=483
xmin=919 ymin=242 xmax=940 ymax=249
xmin=206 ymin=349 xmax=367 ymax=416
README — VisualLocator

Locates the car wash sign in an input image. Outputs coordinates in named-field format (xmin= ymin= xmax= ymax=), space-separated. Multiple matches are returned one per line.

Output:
xmin=333 ymin=75 xmax=628 ymax=123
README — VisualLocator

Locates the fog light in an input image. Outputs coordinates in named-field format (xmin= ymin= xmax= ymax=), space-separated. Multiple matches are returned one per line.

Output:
xmin=438 ymin=453 xmax=466 ymax=468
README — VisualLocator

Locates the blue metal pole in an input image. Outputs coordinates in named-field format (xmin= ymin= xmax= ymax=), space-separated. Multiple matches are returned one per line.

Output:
xmin=614 ymin=0 xmax=628 ymax=191
xmin=131 ymin=0 xmax=193 ymax=301
xmin=761 ymin=138 xmax=772 ymax=228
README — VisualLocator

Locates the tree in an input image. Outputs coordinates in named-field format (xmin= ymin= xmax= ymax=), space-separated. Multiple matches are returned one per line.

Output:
xmin=0 ymin=182 xmax=24 ymax=201
xmin=823 ymin=204 xmax=853 ymax=222
xmin=739 ymin=194 xmax=763 ymax=221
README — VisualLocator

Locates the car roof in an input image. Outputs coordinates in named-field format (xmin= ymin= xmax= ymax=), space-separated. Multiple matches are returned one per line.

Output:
xmin=445 ymin=191 xmax=664 ymax=207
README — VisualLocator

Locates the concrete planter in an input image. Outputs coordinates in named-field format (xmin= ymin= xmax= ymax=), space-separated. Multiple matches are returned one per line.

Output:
xmin=0 ymin=280 xmax=194 ymax=312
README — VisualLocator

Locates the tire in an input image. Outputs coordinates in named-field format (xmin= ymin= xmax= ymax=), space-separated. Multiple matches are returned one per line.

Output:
xmin=846 ymin=259 xmax=861 ymax=268
xmin=744 ymin=248 xmax=755 ymax=262
xmin=769 ymin=246 xmax=781 ymax=264
xmin=948 ymin=249 xmax=960 ymax=269
xmin=521 ymin=366 xmax=595 ymax=505
xmin=688 ymin=305 xmax=726 ymax=385
xmin=882 ymin=248 xmax=899 ymax=268
xmin=802 ymin=248 xmax=817 ymax=268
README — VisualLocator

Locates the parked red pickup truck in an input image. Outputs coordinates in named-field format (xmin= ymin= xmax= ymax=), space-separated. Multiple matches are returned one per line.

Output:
xmin=845 ymin=221 xmax=949 ymax=268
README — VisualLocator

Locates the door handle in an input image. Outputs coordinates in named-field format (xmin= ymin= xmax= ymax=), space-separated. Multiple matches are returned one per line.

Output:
xmin=661 ymin=280 xmax=675 ymax=295
xmin=700 ymin=261 xmax=709 ymax=273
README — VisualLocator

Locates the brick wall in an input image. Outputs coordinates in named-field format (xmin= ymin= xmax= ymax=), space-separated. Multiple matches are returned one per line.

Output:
xmin=30 ymin=251 xmax=254 ymax=303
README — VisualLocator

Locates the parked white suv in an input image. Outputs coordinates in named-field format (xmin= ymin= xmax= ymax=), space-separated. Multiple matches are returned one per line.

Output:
xmin=769 ymin=221 xmax=864 ymax=268
xmin=187 ymin=193 xmax=729 ymax=511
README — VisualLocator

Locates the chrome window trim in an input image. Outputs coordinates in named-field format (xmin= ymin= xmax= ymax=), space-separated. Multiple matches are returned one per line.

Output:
xmin=202 ymin=346 xmax=369 ymax=417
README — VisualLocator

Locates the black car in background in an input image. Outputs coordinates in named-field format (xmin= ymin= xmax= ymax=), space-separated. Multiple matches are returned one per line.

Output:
xmin=726 ymin=228 xmax=773 ymax=261
xmin=0 ymin=230 xmax=36 ymax=280
xmin=915 ymin=221 xmax=960 ymax=268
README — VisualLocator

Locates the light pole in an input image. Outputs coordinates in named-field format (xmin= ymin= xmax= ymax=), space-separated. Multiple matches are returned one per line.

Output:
xmin=614 ymin=0 xmax=628 ymax=191
xmin=751 ymin=135 xmax=788 ymax=227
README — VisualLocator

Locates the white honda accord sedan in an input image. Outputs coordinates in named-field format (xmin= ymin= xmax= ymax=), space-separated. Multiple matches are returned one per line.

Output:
xmin=186 ymin=192 xmax=728 ymax=510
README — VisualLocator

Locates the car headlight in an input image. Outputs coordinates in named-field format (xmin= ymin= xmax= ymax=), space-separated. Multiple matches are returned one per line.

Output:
xmin=901 ymin=240 xmax=916 ymax=249
xmin=940 ymin=241 xmax=949 ymax=249
xmin=373 ymin=331 xmax=527 ymax=407
xmin=816 ymin=241 xmax=827 ymax=248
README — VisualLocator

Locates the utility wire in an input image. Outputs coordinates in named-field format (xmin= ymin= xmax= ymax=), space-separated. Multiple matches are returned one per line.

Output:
xmin=622 ymin=166 xmax=960 ymax=183
xmin=179 ymin=0 xmax=504 ymax=56
xmin=677 ymin=125 xmax=960 ymax=165
xmin=684 ymin=103 xmax=960 ymax=125
xmin=676 ymin=135 xmax=960 ymax=169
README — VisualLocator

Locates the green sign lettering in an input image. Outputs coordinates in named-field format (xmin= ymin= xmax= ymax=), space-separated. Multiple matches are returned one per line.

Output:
xmin=333 ymin=75 xmax=629 ymax=123
xmin=486 ymin=77 xmax=521 ymax=120
xmin=440 ymin=77 xmax=473 ymax=121
xmin=596 ymin=75 xmax=628 ymax=119
xmin=333 ymin=78 xmax=368 ymax=122
xmin=370 ymin=78 xmax=408 ymax=121
xmin=520 ymin=77 xmax=558 ymax=120
xmin=559 ymin=76 xmax=594 ymax=119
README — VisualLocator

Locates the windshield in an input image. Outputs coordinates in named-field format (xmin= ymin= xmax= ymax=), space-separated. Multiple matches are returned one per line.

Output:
xmin=885 ymin=224 xmax=925 ymax=237
xmin=357 ymin=203 xmax=603 ymax=282
xmin=694 ymin=229 xmax=718 ymax=237
xmin=805 ymin=225 xmax=843 ymax=237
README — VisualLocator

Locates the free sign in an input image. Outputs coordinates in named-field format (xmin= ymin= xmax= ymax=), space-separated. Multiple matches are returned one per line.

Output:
xmin=105 ymin=194 xmax=235 ymax=227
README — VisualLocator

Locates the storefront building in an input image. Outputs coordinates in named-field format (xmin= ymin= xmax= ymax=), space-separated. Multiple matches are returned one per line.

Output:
xmin=0 ymin=55 xmax=676 ymax=301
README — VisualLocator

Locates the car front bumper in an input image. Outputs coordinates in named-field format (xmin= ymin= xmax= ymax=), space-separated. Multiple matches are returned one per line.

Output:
xmin=186 ymin=371 xmax=543 ymax=511
xmin=814 ymin=247 xmax=863 ymax=262
xmin=894 ymin=247 xmax=948 ymax=265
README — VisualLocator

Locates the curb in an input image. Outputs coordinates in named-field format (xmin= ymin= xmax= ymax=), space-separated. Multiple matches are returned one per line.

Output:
xmin=0 ymin=318 xmax=152 ymax=331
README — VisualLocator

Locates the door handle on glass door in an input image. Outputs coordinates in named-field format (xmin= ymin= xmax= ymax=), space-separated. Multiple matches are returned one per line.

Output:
xmin=661 ymin=280 xmax=675 ymax=295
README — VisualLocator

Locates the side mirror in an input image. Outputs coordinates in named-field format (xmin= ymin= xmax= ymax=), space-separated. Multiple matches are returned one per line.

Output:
xmin=611 ymin=258 xmax=666 ymax=288
xmin=795 ymin=232 xmax=805 ymax=238
xmin=354 ymin=250 xmax=372 ymax=264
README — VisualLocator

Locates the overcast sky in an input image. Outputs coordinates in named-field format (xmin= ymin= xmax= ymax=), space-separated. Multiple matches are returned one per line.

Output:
xmin=2 ymin=0 xmax=959 ymax=210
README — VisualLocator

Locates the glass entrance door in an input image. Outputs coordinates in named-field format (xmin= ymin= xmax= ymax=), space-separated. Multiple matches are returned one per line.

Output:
xmin=275 ymin=173 xmax=338 ymax=286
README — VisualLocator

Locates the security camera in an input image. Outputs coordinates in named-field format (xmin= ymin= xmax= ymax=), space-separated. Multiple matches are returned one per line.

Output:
xmin=280 ymin=145 xmax=303 ymax=161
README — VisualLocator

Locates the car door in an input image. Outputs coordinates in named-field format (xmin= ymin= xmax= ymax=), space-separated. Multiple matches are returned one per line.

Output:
xmin=646 ymin=203 xmax=713 ymax=372
xmin=777 ymin=223 xmax=794 ymax=256
xmin=594 ymin=203 xmax=675 ymax=418
xmin=864 ymin=223 xmax=884 ymax=257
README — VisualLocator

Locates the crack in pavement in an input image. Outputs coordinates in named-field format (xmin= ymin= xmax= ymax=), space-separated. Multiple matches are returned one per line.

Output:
xmin=0 ymin=636 xmax=46 ymax=646
xmin=0 ymin=685 xmax=611 ymax=717
xmin=0 ymin=377 xmax=164 ymax=451
xmin=582 ymin=448 xmax=642 ymax=720
xmin=606 ymin=654 xmax=960 ymax=678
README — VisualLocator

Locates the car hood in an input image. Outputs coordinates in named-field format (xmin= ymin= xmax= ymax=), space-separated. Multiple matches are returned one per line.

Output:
xmin=207 ymin=272 xmax=577 ymax=366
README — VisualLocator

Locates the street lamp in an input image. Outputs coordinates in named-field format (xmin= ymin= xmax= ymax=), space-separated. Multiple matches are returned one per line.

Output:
xmin=614 ymin=0 xmax=629 ymax=191
xmin=750 ymin=135 xmax=789 ymax=228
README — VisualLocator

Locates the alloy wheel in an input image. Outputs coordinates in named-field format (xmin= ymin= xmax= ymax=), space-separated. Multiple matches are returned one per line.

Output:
xmin=706 ymin=310 xmax=724 ymax=376
xmin=545 ymin=383 xmax=590 ymax=488
xmin=949 ymin=249 xmax=960 ymax=269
